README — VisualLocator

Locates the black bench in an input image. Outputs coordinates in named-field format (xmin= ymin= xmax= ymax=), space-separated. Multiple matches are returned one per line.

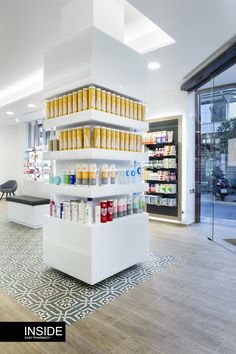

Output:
xmin=6 ymin=195 xmax=50 ymax=206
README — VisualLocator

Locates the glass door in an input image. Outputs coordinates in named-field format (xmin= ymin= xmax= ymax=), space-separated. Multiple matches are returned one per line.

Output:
xmin=197 ymin=64 xmax=236 ymax=252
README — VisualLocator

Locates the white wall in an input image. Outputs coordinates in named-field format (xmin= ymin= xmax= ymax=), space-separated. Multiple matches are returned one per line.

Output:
xmin=147 ymin=86 xmax=195 ymax=225
xmin=0 ymin=125 xmax=25 ymax=195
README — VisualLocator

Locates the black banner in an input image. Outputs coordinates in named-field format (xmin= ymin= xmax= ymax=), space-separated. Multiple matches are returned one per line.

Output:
xmin=0 ymin=322 xmax=66 ymax=342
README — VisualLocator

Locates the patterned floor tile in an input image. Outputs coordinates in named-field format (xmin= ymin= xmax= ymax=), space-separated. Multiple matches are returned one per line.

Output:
xmin=0 ymin=212 xmax=180 ymax=325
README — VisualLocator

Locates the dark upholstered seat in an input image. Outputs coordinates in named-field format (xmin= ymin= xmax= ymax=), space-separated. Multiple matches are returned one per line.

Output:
xmin=6 ymin=195 xmax=50 ymax=206
xmin=0 ymin=180 xmax=17 ymax=200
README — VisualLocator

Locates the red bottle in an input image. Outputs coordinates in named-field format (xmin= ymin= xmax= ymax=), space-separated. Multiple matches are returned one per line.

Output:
xmin=107 ymin=200 xmax=113 ymax=222
xmin=100 ymin=201 xmax=107 ymax=223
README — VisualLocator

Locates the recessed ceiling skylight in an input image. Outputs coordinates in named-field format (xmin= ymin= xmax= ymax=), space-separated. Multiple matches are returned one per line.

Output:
xmin=0 ymin=69 xmax=43 ymax=108
xmin=124 ymin=3 xmax=175 ymax=54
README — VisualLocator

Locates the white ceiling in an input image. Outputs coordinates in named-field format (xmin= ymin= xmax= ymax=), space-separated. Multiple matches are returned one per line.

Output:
xmin=1 ymin=0 xmax=236 ymax=124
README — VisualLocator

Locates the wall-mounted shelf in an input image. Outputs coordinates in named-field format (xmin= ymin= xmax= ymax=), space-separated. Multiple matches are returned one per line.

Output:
xmin=43 ymin=149 xmax=148 ymax=162
xmin=43 ymin=109 xmax=149 ymax=132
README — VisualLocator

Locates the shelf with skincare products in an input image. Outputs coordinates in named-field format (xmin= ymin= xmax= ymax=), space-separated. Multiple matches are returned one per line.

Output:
xmin=43 ymin=109 xmax=149 ymax=131
xmin=43 ymin=149 xmax=148 ymax=162
xmin=45 ymin=183 xmax=148 ymax=198
xmin=143 ymin=118 xmax=181 ymax=220
xmin=43 ymin=31 xmax=149 ymax=284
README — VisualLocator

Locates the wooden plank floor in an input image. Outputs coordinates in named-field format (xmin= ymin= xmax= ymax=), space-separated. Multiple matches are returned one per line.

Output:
xmin=0 ymin=201 xmax=235 ymax=353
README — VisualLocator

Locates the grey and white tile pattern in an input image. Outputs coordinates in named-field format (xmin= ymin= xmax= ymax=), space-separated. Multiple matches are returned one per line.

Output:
xmin=0 ymin=213 xmax=180 ymax=325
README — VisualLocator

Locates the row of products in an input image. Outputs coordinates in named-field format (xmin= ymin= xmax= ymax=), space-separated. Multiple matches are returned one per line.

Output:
xmin=148 ymin=183 xmax=176 ymax=194
xmin=49 ymin=194 xmax=145 ymax=224
xmin=144 ymin=170 xmax=177 ymax=182
xmin=46 ymin=86 xmax=146 ymax=121
xmin=48 ymin=126 xmax=143 ymax=152
xmin=148 ymin=145 xmax=176 ymax=157
xmin=145 ymin=195 xmax=177 ymax=207
xmin=143 ymin=131 xmax=174 ymax=145
xmin=144 ymin=159 xmax=177 ymax=170
xmin=49 ymin=163 xmax=143 ymax=186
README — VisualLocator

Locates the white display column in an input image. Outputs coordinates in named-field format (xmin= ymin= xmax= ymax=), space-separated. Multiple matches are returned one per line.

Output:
xmin=43 ymin=0 xmax=149 ymax=285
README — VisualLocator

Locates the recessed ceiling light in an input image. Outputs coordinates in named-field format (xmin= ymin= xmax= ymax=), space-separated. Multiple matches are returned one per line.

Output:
xmin=27 ymin=103 xmax=36 ymax=108
xmin=15 ymin=118 xmax=19 ymax=123
xmin=6 ymin=111 xmax=14 ymax=115
xmin=148 ymin=62 xmax=160 ymax=70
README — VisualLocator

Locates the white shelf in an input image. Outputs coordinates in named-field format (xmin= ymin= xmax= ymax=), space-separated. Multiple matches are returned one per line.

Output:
xmin=43 ymin=149 xmax=149 ymax=162
xmin=45 ymin=183 xmax=149 ymax=198
xmin=43 ymin=109 xmax=149 ymax=131
xmin=43 ymin=213 xmax=149 ymax=284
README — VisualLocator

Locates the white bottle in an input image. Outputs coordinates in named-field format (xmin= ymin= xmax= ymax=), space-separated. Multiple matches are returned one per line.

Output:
xmin=130 ymin=164 xmax=136 ymax=184
xmin=85 ymin=198 xmax=93 ymax=224
xmin=78 ymin=201 xmax=85 ymax=224
xmin=95 ymin=204 xmax=101 ymax=224
xmin=136 ymin=163 xmax=142 ymax=183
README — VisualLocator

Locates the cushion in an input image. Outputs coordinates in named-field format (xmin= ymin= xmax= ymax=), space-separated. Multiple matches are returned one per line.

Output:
xmin=6 ymin=195 xmax=50 ymax=206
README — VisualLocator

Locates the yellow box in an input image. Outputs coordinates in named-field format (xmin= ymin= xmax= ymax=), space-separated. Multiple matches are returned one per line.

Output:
xmin=137 ymin=134 xmax=142 ymax=152
xmin=115 ymin=130 xmax=120 ymax=151
xmin=72 ymin=129 xmax=77 ymax=149
xmin=76 ymin=128 xmax=83 ymax=149
xmin=133 ymin=133 xmax=137 ymax=152
xmin=67 ymin=130 xmax=73 ymax=150
xmin=72 ymin=92 xmax=78 ymax=113
xmin=59 ymin=131 xmax=63 ymax=150
xmin=111 ymin=129 xmax=116 ymax=150
xmin=116 ymin=95 xmax=121 ymax=116
xmin=129 ymin=100 xmax=134 ymax=119
xmin=106 ymin=128 xmax=111 ymax=150
xmin=106 ymin=92 xmax=111 ymax=113
xmin=125 ymin=99 xmax=130 ymax=118
xmin=63 ymin=131 xmax=68 ymax=150
xmin=120 ymin=130 xmax=124 ymax=151
xmin=54 ymin=98 xmax=59 ymax=117
xmin=83 ymin=126 xmax=91 ymax=148
xmin=68 ymin=93 xmax=73 ymax=115
xmin=142 ymin=104 xmax=146 ymax=121
xmin=63 ymin=95 xmax=68 ymax=115
xmin=101 ymin=127 xmax=107 ymax=150
xmin=120 ymin=97 xmax=125 ymax=117
xmin=129 ymin=133 xmax=134 ymax=151
xmin=96 ymin=88 xmax=101 ymax=110
xmin=46 ymin=100 xmax=51 ymax=119
xmin=78 ymin=90 xmax=83 ymax=112
xmin=59 ymin=97 xmax=63 ymax=116
xmin=50 ymin=99 xmax=55 ymax=118
xmin=89 ymin=86 xmax=96 ymax=109
xmin=137 ymin=103 xmax=142 ymax=121
xmin=94 ymin=126 xmax=100 ymax=149
xmin=83 ymin=88 xmax=88 ymax=110
xmin=133 ymin=102 xmax=138 ymax=120
xmin=124 ymin=131 xmax=129 ymax=151
xmin=111 ymin=94 xmax=116 ymax=114
xmin=101 ymin=90 xmax=106 ymax=112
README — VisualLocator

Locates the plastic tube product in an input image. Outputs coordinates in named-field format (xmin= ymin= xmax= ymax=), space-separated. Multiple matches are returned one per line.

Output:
xmin=85 ymin=198 xmax=93 ymax=224
xmin=100 ymin=201 xmax=107 ymax=223
xmin=107 ymin=200 xmax=113 ymax=222
xmin=95 ymin=204 xmax=101 ymax=223
xmin=78 ymin=201 xmax=85 ymax=224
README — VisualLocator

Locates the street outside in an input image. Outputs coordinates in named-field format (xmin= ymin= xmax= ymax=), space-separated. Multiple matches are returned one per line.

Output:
xmin=201 ymin=193 xmax=236 ymax=220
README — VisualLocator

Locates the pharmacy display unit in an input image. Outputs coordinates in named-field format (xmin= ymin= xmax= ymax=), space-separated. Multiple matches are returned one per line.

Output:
xmin=43 ymin=85 xmax=149 ymax=285
xmin=143 ymin=118 xmax=181 ymax=220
